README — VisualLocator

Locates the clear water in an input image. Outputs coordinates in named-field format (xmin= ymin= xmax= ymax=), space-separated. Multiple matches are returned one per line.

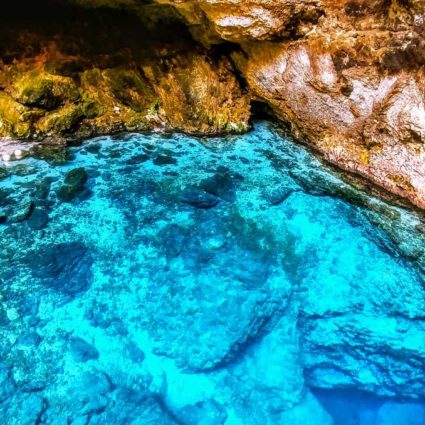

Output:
xmin=0 ymin=121 xmax=424 ymax=425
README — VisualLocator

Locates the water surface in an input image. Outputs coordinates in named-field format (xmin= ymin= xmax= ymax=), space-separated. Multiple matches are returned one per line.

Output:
xmin=0 ymin=122 xmax=424 ymax=425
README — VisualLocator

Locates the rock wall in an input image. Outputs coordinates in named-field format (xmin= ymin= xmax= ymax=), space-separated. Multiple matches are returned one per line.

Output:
xmin=1 ymin=0 xmax=425 ymax=209
xmin=155 ymin=0 xmax=425 ymax=208
xmin=0 ymin=2 xmax=250 ymax=140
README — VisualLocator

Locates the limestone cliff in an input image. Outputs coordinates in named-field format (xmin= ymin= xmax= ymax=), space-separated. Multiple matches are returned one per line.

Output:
xmin=1 ymin=0 xmax=425 ymax=208
xmin=155 ymin=0 xmax=425 ymax=208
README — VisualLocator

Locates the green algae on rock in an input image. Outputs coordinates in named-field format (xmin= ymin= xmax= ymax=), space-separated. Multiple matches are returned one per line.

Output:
xmin=57 ymin=167 xmax=89 ymax=202
xmin=0 ymin=2 xmax=250 ymax=141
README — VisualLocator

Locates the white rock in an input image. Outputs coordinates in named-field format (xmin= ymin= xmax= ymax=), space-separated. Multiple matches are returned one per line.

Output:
xmin=206 ymin=237 xmax=225 ymax=250
xmin=14 ymin=149 xmax=24 ymax=159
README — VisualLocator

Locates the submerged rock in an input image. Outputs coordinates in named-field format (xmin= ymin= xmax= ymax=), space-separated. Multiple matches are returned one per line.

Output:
xmin=0 ymin=167 xmax=9 ymax=181
xmin=57 ymin=167 xmax=89 ymax=202
xmin=16 ymin=394 xmax=46 ymax=425
xmin=27 ymin=208 xmax=49 ymax=230
xmin=175 ymin=400 xmax=227 ymax=425
xmin=200 ymin=166 xmax=243 ymax=203
xmin=153 ymin=154 xmax=177 ymax=166
xmin=375 ymin=402 xmax=425 ymax=425
xmin=26 ymin=241 xmax=93 ymax=295
xmin=64 ymin=167 xmax=88 ymax=187
xmin=32 ymin=144 xmax=74 ymax=165
xmin=7 ymin=196 xmax=34 ymax=223
xmin=264 ymin=186 xmax=295 ymax=206
xmin=179 ymin=187 xmax=220 ymax=209
xmin=125 ymin=153 xmax=149 ymax=165
xmin=0 ymin=122 xmax=424 ymax=425
xmin=69 ymin=337 xmax=99 ymax=362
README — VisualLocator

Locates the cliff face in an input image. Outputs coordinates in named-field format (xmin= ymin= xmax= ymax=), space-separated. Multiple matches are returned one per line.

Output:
xmin=1 ymin=0 xmax=425 ymax=208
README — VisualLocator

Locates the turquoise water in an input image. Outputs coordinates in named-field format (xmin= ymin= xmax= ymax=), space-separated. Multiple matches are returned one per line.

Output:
xmin=0 ymin=121 xmax=424 ymax=425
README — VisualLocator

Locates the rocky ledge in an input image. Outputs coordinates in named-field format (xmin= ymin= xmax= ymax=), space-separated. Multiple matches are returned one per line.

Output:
xmin=0 ymin=0 xmax=424 ymax=208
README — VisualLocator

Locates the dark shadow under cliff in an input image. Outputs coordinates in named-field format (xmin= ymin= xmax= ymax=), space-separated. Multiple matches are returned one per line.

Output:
xmin=0 ymin=0 xmax=194 ymax=63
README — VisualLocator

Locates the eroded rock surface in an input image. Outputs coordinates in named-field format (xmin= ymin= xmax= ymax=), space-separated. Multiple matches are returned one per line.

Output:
xmin=0 ymin=2 xmax=250 ymax=140
xmin=154 ymin=0 xmax=425 ymax=208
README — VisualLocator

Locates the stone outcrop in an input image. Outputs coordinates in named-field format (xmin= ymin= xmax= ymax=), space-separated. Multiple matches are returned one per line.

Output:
xmin=1 ymin=0 xmax=425 ymax=208
xmin=0 ymin=3 xmax=250 ymax=140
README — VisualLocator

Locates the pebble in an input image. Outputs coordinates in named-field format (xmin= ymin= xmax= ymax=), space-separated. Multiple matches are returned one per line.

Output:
xmin=14 ymin=150 xmax=24 ymax=159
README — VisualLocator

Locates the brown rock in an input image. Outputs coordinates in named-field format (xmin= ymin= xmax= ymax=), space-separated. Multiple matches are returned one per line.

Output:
xmin=157 ymin=0 xmax=324 ymax=42
xmin=0 ymin=2 xmax=250 ymax=140
xmin=158 ymin=0 xmax=425 ymax=207
xmin=234 ymin=39 xmax=425 ymax=207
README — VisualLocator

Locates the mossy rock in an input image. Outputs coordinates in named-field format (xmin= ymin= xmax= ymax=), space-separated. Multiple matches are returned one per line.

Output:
xmin=0 ymin=92 xmax=33 ymax=138
xmin=10 ymin=163 xmax=38 ymax=177
xmin=124 ymin=112 xmax=149 ymax=131
xmin=45 ymin=59 xmax=86 ymax=77
xmin=7 ymin=196 xmax=34 ymax=223
xmin=37 ymin=104 xmax=84 ymax=135
xmin=103 ymin=68 xmax=153 ymax=112
xmin=57 ymin=184 xmax=79 ymax=202
xmin=80 ymin=68 xmax=103 ymax=87
xmin=80 ymin=69 xmax=121 ymax=120
xmin=153 ymin=154 xmax=177 ymax=166
xmin=64 ymin=167 xmax=88 ymax=187
xmin=13 ymin=71 xmax=80 ymax=111
xmin=27 ymin=208 xmax=49 ymax=230
xmin=0 ymin=167 xmax=9 ymax=181
xmin=80 ymin=95 xmax=104 ymax=119
xmin=57 ymin=167 xmax=89 ymax=202
xmin=32 ymin=144 xmax=74 ymax=165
